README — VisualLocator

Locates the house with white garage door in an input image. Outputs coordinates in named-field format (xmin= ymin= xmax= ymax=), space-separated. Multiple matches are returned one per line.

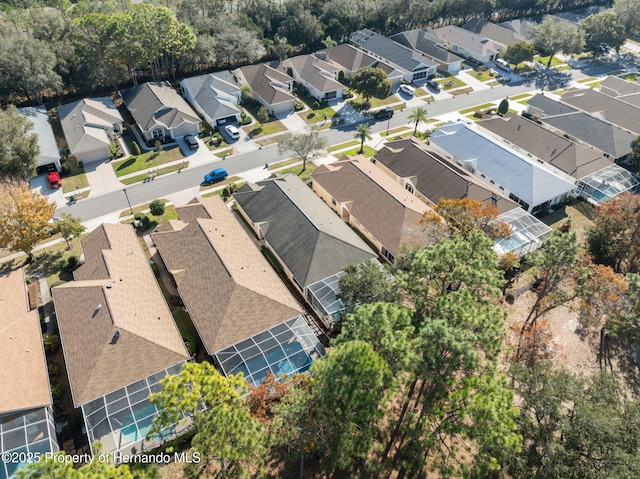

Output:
xmin=232 ymin=62 xmax=296 ymax=116
xmin=180 ymin=71 xmax=242 ymax=127
xmin=57 ymin=97 xmax=123 ymax=164
xmin=122 ymin=81 xmax=201 ymax=144
xmin=18 ymin=106 xmax=61 ymax=172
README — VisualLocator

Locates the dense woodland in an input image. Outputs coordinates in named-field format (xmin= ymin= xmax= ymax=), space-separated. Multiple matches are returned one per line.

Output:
xmin=0 ymin=0 xmax=624 ymax=105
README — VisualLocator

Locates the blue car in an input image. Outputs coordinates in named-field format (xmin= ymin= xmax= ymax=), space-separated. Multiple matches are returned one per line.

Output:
xmin=204 ymin=168 xmax=228 ymax=184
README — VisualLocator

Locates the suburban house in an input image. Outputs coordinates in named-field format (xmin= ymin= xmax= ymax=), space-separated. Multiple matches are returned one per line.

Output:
xmin=311 ymin=155 xmax=431 ymax=264
xmin=57 ymin=97 xmax=123 ymax=164
xmin=234 ymin=173 xmax=377 ymax=327
xmin=527 ymin=94 xmax=636 ymax=162
xmin=121 ymin=81 xmax=200 ymax=143
xmin=350 ymin=29 xmax=438 ymax=84
xmin=151 ymin=196 xmax=324 ymax=386
xmin=284 ymin=54 xmax=344 ymax=102
xmin=432 ymin=25 xmax=503 ymax=64
xmin=180 ymin=71 xmax=242 ymax=127
xmin=374 ymin=137 xmax=552 ymax=256
xmin=232 ymin=62 xmax=296 ymax=116
xmin=599 ymin=75 xmax=640 ymax=99
xmin=462 ymin=19 xmax=527 ymax=49
xmin=390 ymin=29 xmax=465 ymax=75
xmin=0 ymin=269 xmax=58 ymax=479
xmin=430 ymin=121 xmax=576 ymax=215
xmin=18 ymin=106 xmax=61 ymax=172
xmin=316 ymin=44 xmax=404 ymax=88
xmin=52 ymin=224 xmax=191 ymax=458
xmin=477 ymin=114 xmax=639 ymax=203
xmin=559 ymin=87 xmax=640 ymax=135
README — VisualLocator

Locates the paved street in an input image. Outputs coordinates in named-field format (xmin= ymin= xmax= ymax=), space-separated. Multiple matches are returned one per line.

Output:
xmin=54 ymin=55 xmax=633 ymax=226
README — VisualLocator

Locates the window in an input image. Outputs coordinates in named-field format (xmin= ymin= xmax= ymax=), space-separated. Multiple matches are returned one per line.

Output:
xmin=405 ymin=183 xmax=414 ymax=194
xmin=412 ymin=70 xmax=428 ymax=81
xmin=324 ymin=91 xmax=337 ymax=100
xmin=381 ymin=247 xmax=395 ymax=263
xmin=331 ymin=198 xmax=337 ymax=206
xmin=509 ymin=193 xmax=530 ymax=211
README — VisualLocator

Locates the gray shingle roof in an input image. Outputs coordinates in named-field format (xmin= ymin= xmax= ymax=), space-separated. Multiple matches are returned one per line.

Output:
xmin=151 ymin=197 xmax=303 ymax=356
xmin=430 ymin=122 xmax=576 ymax=209
xmin=600 ymin=76 xmax=640 ymax=98
xmin=528 ymin=93 xmax=578 ymax=116
xmin=17 ymin=106 xmax=59 ymax=163
xmin=462 ymin=19 xmax=526 ymax=47
xmin=540 ymin=111 xmax=635 ymax=159
xmin=234 ymin=173 xmax=376 ymax=288
xmin=57 ymin=97 xmax=123 ymax=156
xmin=350 ymin=29 xmax=436 ymax=73
xmin=477 ymin=113 xmax=612 ymax=179
xmin=390 ymin=29 xmax=464 ymax=65
xmin=320 ymin=44 xmax=377 ymax=72
xmin=374 ymin=137 xmax=518 ymax=214
xmin=122 ymin=81 xmax=200 ymax=132
xmin=287 ymin=54 xmax=343 ymax=93
xmin=181 ymin=72 xmax=241 ymax=122
xmin=433 ymin=25 xmax=503 ymax=57
xmin=234 ymin=62 xmax=295 ymax=106
xmin=560 ymin=87 xmax=640 ymax=135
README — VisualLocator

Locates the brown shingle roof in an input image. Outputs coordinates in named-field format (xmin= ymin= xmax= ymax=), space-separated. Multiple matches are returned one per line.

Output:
xmin=235 ymin=63 xmax=295 ymax=106
xmin=375 ymin=137 xmax=518 ymax=214
xmin=52 ymin=224 xmax=189 ymax=406
xmin=477 ymin=113 xmax=612 ymax=179
xmin=312 ymin=156 xmax=431 ymax=258
xmin=0 ymin=269 xmax=51 ymax=413
xmin=151 ymin=196 xmax=303 ymax=355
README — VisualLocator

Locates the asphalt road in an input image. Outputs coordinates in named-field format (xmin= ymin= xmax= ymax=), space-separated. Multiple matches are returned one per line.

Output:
xmin=55 ymin=57 xmax=625 ymax=223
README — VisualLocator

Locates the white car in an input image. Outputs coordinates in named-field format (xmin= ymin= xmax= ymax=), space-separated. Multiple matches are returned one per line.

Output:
xmin=225 ymin=124 xmax=240 ymax=139
xmin=399 ymin=84 xmax=416 ymax=96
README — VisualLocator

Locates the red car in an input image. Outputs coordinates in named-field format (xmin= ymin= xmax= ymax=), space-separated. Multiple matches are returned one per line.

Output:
xmin=48 ymin=171 xmax=62 ymax=188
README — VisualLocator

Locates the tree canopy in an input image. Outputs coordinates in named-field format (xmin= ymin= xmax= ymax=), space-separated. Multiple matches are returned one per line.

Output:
xmin=277 ymin=126 xmax=327 ymax=172
xmin=528 ymin=17 xmax=585 ymax=66
xmin=0 ymin=105 xmax=40 ymax=180
xmin=350 ymin=67 xmax=391 ymax=100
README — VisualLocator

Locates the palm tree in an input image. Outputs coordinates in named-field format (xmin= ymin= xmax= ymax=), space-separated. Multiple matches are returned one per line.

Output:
xmin=354 ymin=123 xmax=373 ymax=154
xmin=408 ymin=106 xmax=428 ymax=136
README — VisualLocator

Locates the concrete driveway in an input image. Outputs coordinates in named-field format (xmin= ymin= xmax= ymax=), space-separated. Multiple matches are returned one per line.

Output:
xmin=30 ymin=173 xmax=66 ymax=207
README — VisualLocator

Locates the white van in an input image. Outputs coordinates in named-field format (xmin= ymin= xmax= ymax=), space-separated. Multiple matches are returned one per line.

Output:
xmin=399 ymin=84 xmax=416 ymax=96
xmin=495 ymin=59 xmax=512 ymax=72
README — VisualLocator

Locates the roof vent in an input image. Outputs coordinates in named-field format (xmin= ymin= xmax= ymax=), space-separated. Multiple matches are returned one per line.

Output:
xmin=106 ymin=283 xmax=113 ymax=289
xmin=93 ymin=304 xmax=102 ymax=318
xmin=111 ymin=330 xmax=121 ymax=345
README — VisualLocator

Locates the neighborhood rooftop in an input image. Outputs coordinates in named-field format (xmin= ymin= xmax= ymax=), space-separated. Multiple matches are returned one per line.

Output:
xmin=151 ymin=196 xmax=304 ymax=356
xmin=234 ymin=173 xmax=376 ymax=289
xmin=0 ymin=269 xmax=51 ymax=414
xmin=52 ymin=223 xmax=189 ymax=407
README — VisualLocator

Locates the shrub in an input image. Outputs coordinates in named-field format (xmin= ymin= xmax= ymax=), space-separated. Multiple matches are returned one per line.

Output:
xmin=134 ymin=213 xmax=151 ymax=229
xmin=43 ymin=334 xmax=60 ymax=353
xmin=132 ymin=140 xmax=141 ymax=156
xmin=474 ymin=110 xmax=484 ymax=118
xmin=154 ymin=139 xmax=163 ymax=152
xmin=67 ymin=256 xmax=79 ymax=271
xmin=51 ymin=385 xmax=63 ymax=401
xmin=312 ymin=100 xmax=320 ymax=110
xmin=343 ymin=88 xmax=354 ymax=99
xmin=48 ymin=364 xmax=59 ymax=377
xmin=61 ymin=164 xmax=71 ymax=176
xmin=294 ymin=99 xmax=305 ymax=111
xmin=257 ymin=106 xmax=269 ymax=123
xmin=149 ymin=199 xmax=166 ymax=217
xmin=240 ymin=112 xmax=252 ymax=125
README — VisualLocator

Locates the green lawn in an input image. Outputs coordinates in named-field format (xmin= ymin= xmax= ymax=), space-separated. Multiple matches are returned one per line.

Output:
xmin=620 ymin=73 xmax=639 ymax=82
xmin=278 ymin=162 xmax=318 ymax=182
xmin=112 ymin=145 xmax=184 ymax=177
xmin=245 ymin=120 xmax=288 ymax=138
xmin=414 ymin=87 xmax=433 ymax=100
xmin=118 ymin=200 xmax=177 ymax=220
xmin=120 ymin=161 xmax=188 ymax=186
xmin=344 ymin=145 xmax=377 ymax=158
xmin=510 ymin=93 xmax=532 ymax=101
xmin=298 ymin=106 xmax=336 ymax=124
xmin=459 ymin=103 xmax=496 ymax=115
xmin=438 ymin=77 xmax=468 ymax=90
xmin=173 ymin=309 xmax=199 ymax=356
xmin=467 ymin=69 xmax=498 ymax=82
xmin=215 ymin=148 xmax=233 ymax=158
xmin=61 ymin=158 xmax=89 ymax=193
xmin=328 ymin=140 xmax=360 ymax=152
xmin=534 ymin=55 xmax=563 ymax=67
xmin=369 ymin=95 xmax=401 ymax=107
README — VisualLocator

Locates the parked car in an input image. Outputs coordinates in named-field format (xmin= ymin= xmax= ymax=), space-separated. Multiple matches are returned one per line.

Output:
xmin=184 ymin=134 xmax=199 ymax=150
xmin=48 ymin=171 xmax=61 ymax=188
xmin=427 ymin=80 xmax=441 ymax=92
xmin=495 ymin=58 xmax=512 ymax=72
xmin=225 ymin=124 xmax=240 ymax=139
xmin=374 ymin=107 xmax=394 ymax=120
xmin=204 ymin=168 xmax=228 ymax=184
xmin=496 ymin=76 xmax=512 ymax=83
xmin=399 ymin=84 xmax=416 ymax=96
